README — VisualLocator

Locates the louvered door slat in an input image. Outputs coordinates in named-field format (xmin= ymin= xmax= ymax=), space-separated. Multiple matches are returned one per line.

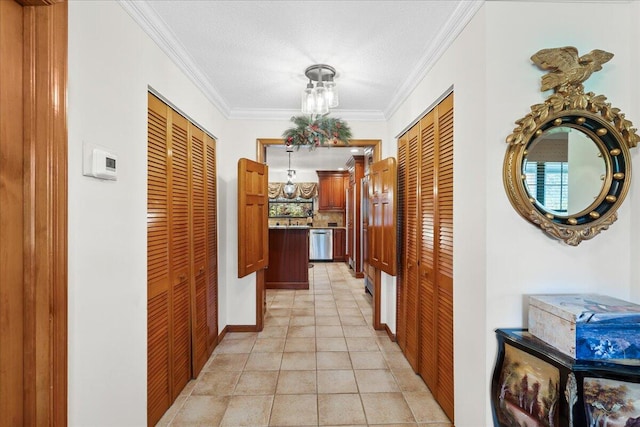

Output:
xmin=170 ymin=116 xmax=190 ymax=282
xmin=403 ymin=127 xmax=419 ymax=371
xmin=437 ymin=101 xmax=454 ymax=284
xmin=435 ymin=93 xmax=454 ymax=421
xmin=396 ymin=136 xmax=407 ymax=353
xmin=168 ymin=112 xmax=191 ymax=401
xmin=171 ymin=280 xmax=190 ymax=397
xmin=190 ymin=127 xmax=208 ymax=375
xmin=418 ymin=113 xmax=437 ymax=391
xmin=147 ymin=94 xmax=170 ymax=427
xmin=147 ymin=293 xmax=169 ymax=425
xmin=205 ymin=137 xmax=218 ymax=352
xmin=437 ymin=284 xmax=454 ymax=420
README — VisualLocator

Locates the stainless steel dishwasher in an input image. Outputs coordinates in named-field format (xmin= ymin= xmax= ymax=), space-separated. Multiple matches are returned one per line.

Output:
xmin=309 ymin=229 xmax=333 ymax=261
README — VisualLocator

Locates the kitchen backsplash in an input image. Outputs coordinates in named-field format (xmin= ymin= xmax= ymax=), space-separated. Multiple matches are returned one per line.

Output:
xmin=268 ymin=210 xmax=344 ymax=227
xmin=313 ymin=211 xmax=344 ymax=227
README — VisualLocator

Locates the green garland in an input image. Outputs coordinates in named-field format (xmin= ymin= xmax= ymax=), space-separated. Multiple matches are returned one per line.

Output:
xmin=282 ymin=115 xmax=352 ymax=148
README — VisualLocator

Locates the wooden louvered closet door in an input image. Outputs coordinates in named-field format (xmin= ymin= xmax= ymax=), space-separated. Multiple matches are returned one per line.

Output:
xmin=419 ymin=111 xmax=437 ymax=392
xmin=147 ymin=95 xmax=171 ymax=424
xmin=147 ymin=93 xmax=218 ymax=427
xmin=190 ymin=127 xmax=208 ymax=374
xmin=398 ymin=128 xmax=420 ymax=372
xmin=435 ymin=94 xmax=454 ymax=418
xmin=396 ymin=92 xmax=454 ymax=422
xmin=169 ymin=111 xmax=192 ymax=401
xmin=205 ymin=138 xmax=219 ymax=354
xmin=396 ymin=135 xmax=408 ymax=358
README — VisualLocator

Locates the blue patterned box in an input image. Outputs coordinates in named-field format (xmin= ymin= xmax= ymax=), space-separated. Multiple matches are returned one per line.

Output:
xmin=529 ymin=294 xmax=640 ymax=360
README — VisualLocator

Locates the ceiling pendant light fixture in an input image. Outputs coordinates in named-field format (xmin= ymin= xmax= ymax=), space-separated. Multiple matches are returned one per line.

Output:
xmin=283 ymin=150 xmax=296 ymax=198
xmin=301 ymin=64 xmax=338 ymax=116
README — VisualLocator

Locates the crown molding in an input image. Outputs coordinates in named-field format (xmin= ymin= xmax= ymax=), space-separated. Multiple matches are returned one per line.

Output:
xmin=228 ymin=108 xmax=386 ymax=122
xmin=383 ymin=0 xmax=484 ymax=119
xmin=118 ymin=0 xmax=232 ymax=117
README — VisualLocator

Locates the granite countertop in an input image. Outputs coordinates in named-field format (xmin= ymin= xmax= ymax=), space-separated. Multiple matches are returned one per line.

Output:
xmin=269 ymin=225 xmax=345 ymax=229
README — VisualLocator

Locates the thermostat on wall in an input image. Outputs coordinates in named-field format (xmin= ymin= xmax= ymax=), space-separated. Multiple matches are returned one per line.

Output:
xmin=83 ymin=143 xmax=118 ymax=180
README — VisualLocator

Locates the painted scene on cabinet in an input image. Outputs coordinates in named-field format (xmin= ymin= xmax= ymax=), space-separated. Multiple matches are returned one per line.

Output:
xmin=496 ymin=344 xmax=560 ymax=427
xmin=584 ymin=377 xmax=640 ymax=427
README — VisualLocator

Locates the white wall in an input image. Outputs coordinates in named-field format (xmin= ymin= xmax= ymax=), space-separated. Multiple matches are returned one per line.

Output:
xmin=67 ymin=2 xmax=227 ymax=425
xmin=387 ymin=1 xmax=638 ymax=425
xmin=630 ymin=0 xmax=640 ymax=303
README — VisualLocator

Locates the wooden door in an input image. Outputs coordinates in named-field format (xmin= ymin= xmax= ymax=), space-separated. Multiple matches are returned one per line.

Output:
xmin=205 ymin=138 xmax=219 ymax=353
xmin=168 ymin=111 xmax=192 ymax=399
xmin=346 ymin=185 xmax=353 ymax=262
xmin=397 ymin=128 xmax=420 ymax=371
xmin=189 ymin=127 xmax=217 ymax=375
xmin=369 ymin=158 xmax=397 ymax=276
xmin=1 ymin=4 xmax=26 ymax=422
xmin=0 ymin=1 xmax=67 ymax=424
xmin=435 ymin=94 xmax=454 ymax=419
xmin=396 ymin=92 xmax=454 ymax=422
xmin=147 ymin=94 xmax=172 ymax=424
xmin=418 ymin=112 xmax=437 ymax=390
xmin=147 ymin=94 xmax=219 ymax=425
xmin=348 ymin=156 xmax=364 ymax=276
xmin=361 ymin=175 xmax=372 ymax=278
xmin=237 ymin=158 xmax=268 ymax=278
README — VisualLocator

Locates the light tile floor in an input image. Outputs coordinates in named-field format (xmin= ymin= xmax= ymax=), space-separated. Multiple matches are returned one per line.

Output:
xmin=157 ymin=262 xmax=452 ymax=426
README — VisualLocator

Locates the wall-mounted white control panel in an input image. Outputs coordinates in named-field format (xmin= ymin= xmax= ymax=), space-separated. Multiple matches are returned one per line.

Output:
xmin=83 ymin=143 xmax=118 ymax=180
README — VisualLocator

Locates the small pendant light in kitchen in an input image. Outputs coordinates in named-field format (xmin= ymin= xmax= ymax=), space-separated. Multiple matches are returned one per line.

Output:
xmin=283 ymin=149 xmax=296 ymax=198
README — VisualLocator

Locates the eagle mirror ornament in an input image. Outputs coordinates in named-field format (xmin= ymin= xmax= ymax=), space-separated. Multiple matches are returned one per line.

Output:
xmin=504 ymin=47 xmax=639 ymax=245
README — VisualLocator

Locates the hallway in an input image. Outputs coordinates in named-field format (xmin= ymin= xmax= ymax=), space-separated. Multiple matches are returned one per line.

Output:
xmin=157 ymin=262 xmax=452 ymax=426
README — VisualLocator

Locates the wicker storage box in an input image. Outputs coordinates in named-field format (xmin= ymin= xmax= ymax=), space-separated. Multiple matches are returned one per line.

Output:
xmin=528 ymin=293 xmax=640 ymax=360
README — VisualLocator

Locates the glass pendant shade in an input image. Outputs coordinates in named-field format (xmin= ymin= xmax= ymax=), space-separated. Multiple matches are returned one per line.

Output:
xmin=301 ymin=82 xmax=316 ymax=114
xmin=314 ymin=83 xmax=329 ymax=115
xmin=325 ymin=79 xmax=339 ymax=108
xmin=283 ymin=180 xmax=296 ymax=197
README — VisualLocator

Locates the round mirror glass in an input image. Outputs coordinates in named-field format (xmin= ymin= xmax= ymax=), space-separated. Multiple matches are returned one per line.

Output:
xmin=522 ymin=126 xmax=606 ymax=217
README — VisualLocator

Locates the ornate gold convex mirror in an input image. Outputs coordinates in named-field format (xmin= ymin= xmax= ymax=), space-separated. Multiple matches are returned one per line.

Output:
xmin=504 ymin=47 xmax=640 ymax=245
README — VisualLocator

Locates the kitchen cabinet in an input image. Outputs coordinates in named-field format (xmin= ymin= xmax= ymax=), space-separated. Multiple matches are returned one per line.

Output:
xmin=317 ymin=171 xmax=348 ymax=211
xmin=332 ymin=228 xmax=346 ymax=262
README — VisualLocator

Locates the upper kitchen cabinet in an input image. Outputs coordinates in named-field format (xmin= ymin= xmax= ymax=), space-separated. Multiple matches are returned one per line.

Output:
xmin=317 ymin=171 xmax=348 ymax=211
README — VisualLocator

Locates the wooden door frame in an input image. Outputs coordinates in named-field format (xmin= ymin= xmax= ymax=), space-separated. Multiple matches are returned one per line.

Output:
xmin=20 ymin=0 xmax=68 ymax=424
xmin=255 ymin=138 xmax=381 ymax=330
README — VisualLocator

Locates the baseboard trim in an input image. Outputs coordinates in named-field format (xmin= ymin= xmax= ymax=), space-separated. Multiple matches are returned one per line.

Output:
xmin=226 ymin=324 xmax=259 ymax=333
xmin=384 ymin=324 xmax=396 ymax=342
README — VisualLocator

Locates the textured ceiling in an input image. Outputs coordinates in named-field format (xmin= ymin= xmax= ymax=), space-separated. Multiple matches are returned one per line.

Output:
xmin=121 ymin=0 xmax=482 ymax=121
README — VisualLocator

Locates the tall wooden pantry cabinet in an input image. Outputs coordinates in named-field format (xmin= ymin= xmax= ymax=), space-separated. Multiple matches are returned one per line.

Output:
xmin=147 ymin=93 xmax=219 ymax=426
xmin=396 ymin=93 xmax=454 ymax=421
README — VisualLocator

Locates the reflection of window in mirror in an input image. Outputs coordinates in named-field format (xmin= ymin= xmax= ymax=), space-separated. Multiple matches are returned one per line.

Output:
xmin=524 ymin=161 xmax=568 ymax=212
xmin=523 ymin=127 xmax=605 ymax=216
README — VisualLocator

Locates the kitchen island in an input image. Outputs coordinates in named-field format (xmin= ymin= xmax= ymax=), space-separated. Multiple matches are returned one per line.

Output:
xmin=265 ymin=226 xmax=309 ymax=289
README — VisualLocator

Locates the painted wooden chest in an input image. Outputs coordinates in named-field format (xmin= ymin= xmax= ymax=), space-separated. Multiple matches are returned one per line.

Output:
xmin=492 ymin=329 xmax=640 ymax=427
xmin=528 ymin=293 xmax=640 ymax=360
